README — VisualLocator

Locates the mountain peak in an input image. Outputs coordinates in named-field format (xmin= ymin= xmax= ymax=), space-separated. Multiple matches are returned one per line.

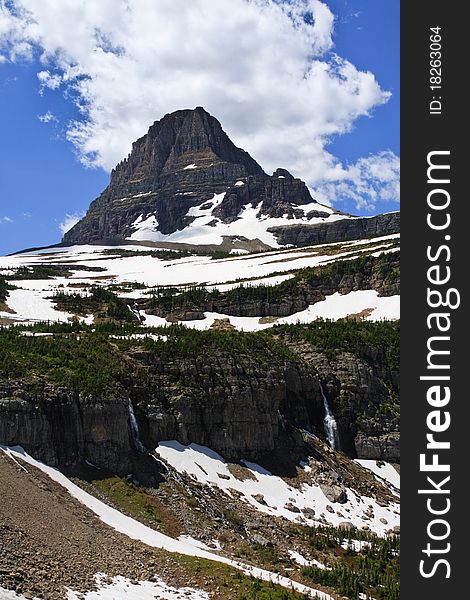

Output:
xmin=63 ymin=107 xmax=329 ymax=247
xmin=112 ymin=107 xmax=264 ymax=182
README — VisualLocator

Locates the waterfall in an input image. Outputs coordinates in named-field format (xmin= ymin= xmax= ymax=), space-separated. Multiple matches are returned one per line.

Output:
xmin=277 ymin=410 xmax=286 ymax=431
xmin=319 ymin=381 xmax=340 ymax=451
xmin=127 ymin=398 xmax=145 ymax=452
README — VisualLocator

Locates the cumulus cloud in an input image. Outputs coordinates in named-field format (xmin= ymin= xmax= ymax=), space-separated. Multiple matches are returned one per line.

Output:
xmin=0 ymin=0 xmax=399 ymax=210
xmin=59 ymin=212 xmax=84 ymax=235
xmin=315 ymin=151 xmax=400 ymax=210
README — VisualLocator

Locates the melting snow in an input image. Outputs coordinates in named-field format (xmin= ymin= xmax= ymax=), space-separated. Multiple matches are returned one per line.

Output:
xmin=155 ymin=441 xmax=399 ymax=536
xmin=66 ymin=574 xmax=209 ymax=600
xmin=0 ymin=238 xmax=399 ymax=326
xmin=288 ymin=551 xmax=329 ymax=570
xmin=0 ymin=288 xmax=73 ymax=323
xmin=355 ymin=460 xmax=400 ymax=493
xmin=129 ymin=215 xmax=159 ymax=241
xmin=276 ymin=291 xmax=400 ymax=323
xmin=166 ymin=290 xmax=399 ymax=333
xmin=183 ymin=163 xmax=197 ymax=170
xmin=125 ymin=199 xmax=346 ymax=248
xmin=0 ymin=589 xmax=40 ymax=600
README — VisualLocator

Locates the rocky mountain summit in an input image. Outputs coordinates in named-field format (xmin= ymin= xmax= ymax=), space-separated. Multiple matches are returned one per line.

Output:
xmin=62 ymin=107 xmax=336 ymax=247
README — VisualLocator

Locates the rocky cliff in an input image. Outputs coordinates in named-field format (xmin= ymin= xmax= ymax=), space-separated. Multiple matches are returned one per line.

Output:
xmin=268 ymin=212 xmax=400 ymax=247
xmin=0 ymin=322 xmax=399 ymax=472
xmin=62 ymin=107 xmax=322 ymax=246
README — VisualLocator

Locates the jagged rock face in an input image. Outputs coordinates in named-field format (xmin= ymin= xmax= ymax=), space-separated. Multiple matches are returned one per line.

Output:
xmin=0 ymin=339 xmax=398 ymax=471
xmin=0 ymin=382 xmax=133 ymax=471
xmin=269 ymin=212 xmax=400 ymax=246
xmin=282 ymin=342 xmax=400 ymax=462
xmin=135 ymin=352 xmax=323 ymax=462
xmin=62 ymin=107 xmax=317 ymax=245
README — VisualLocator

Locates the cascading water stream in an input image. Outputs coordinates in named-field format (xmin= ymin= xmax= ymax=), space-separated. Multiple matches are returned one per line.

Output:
xmin=127 ymin=397 xmax=145 ymax=452
xmin=319 ymin=381 xmax=341 ymax=451
xmin=277 ymin=410 xmax=286 ymax=431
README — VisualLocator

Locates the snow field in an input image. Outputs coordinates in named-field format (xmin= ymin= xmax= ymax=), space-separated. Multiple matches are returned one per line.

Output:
xmin=127 ymin=194 xmax=343 ymax=247
xmin=0 ymin=236 xmax=399 ymax=326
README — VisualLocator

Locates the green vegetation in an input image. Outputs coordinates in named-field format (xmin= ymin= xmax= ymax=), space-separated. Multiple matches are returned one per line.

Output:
xmin=173 ymin=555 xmax=314 ymax=599
xmin=0 ymin=327 xmax=140 ymax=395
xmin=274 ymin=319 xmax=400 ymax=369
xmin=303 ymin=525 xmax=399 ymax=600
xmin=136 ymin=324 xmax=296 ymax=361
xmin=0 ymin=323 xmax=292 ymax=394
xmin=8 ymin=265 xmax=66 ymax=280
xmin=144 ymin=252 xmax=399 ymax=315
xmin=79 ymin=476 xmax=185 ymax=537
xmin=0 ymin=318 xmax=398 ymax=391
xmin=101 ymin=247 xmax=239 ymax=261
xmin=0 ymin=275 xmax=10 ymax=303
xmin=101 ymin=248 xmax=194 ymax=260
xmin=210 ymin=250 xmax=231 ymax=260
xmin=5 ymin=264 xmax=106 ymax=280
xmin=51 ymin=286 xmax=139 ymax=322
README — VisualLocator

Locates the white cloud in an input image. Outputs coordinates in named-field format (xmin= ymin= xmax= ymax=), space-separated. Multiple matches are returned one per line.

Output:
xmin=37 ymin=70 xmax=62 ymax=90
xmin=59 ymin=212 xmax=84 ymax=235
xmin=314 ymin=151 xmax=400 ymax=210
xmin=0 ymin=0 xmax=399 ymax=210
xmin=38 ymin=109 xmax=57 ymax=123
xmin=1 ymin=216 xmax=13 ymax=223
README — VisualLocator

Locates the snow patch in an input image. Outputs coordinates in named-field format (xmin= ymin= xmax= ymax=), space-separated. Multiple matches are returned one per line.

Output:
xmin=0 ymin=588 xmax=41 ymax=600
xmin=125 ymin=200 xmax=347 ymax=248
xmin=66 ymin=574 xmax=209 ymax=600
xmin=288 ymin=551 xmax=329 ymax=570
xmin=355 ymin=460 xmax=400 ymax=493
xmin=129 ymin=215 xmax=159 ymax=241
xmin=155 ymin=441 xmax=399 ymax=536
xmin=0 ymin=288 xmax=73 ymax=323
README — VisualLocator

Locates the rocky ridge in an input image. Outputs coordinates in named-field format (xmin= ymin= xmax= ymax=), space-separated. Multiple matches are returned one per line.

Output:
xmin=269 ymin=212 xmax=400 ymax=247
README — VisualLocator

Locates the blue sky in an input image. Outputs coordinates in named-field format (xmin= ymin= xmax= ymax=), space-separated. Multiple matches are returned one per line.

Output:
xmin=0 ymin=0 xmax=399 ymax=255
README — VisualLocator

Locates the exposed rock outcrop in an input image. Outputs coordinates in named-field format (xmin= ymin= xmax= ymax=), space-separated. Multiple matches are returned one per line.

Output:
xmin=0 ymin=325 xmax=399 ymax=470
xmin=279 ymin=337 xmax=400 ymax=462
xmin=268 ymin=212 xmax=400 ymax=246
xmin=0 ymin=382 xmax=133 ymax=471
